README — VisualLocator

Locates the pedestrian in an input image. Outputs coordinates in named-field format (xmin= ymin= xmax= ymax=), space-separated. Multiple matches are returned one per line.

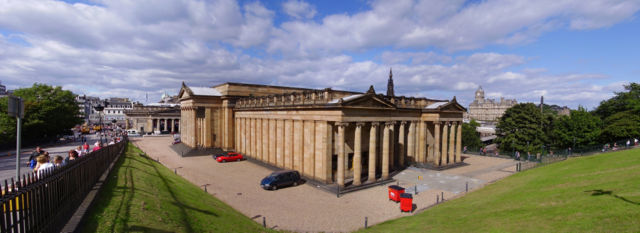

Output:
xmin=568 ymin=147 xmax=572 ymax=156
xmin=53 ymin=156 xmax=64 ymax=167
xmin=65 ymin=150 xmax=78 ymax=164
xmin=83 ymin=142 xmax=89 ymax=153
xmin=28 ymin=146 xmax=44 ymax=169
xmin=515 ymin=151 xmax=520 ymax=160
xmin=463 ymin=146 xmax=467 ymax=153
xmin=626 ymin=140 xmax=630 ymax=149
xmin=635 ymin=138 xmax=638 ymax=146
xmin=35 ymin=155 xmax=53 ymax=177
xmin=92 ymin=141 xmax=101 ymax=152
xmin=527 ymin=152 xmax=531 ymax=161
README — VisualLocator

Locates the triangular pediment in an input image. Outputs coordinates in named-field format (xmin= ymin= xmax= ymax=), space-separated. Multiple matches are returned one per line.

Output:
xmin=339 ymin=94 xmax=396 ymax=109
xmin=178 ymin=82 xmax=192 ymax=99
xmin=439 ymin=102 xmax=466 ymax=111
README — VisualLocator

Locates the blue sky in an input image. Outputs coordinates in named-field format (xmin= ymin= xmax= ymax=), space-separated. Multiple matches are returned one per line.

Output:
xmin=0 ymin=0 xmax=639 ymax=109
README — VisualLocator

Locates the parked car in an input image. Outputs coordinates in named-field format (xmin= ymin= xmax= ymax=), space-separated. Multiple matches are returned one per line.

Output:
xmin=260 ymin=170 xmax=302 ymax=190
xmin=215 ymin=152 xmax=244 ymax=163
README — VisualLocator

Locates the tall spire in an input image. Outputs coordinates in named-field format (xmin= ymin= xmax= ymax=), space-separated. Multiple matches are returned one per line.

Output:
xmin=387 ymin=68 xmax=394 ymax=97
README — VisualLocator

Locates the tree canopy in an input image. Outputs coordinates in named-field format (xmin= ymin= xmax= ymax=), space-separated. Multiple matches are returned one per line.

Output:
xmin=550 ymin=107 xmax=602 ymax=150
xmin=495 ymin=103 xmax=549 ymax=153
xmin=0 ymin=83 xmax=82 ymax=148
xmin=461 ymin=119 xmax=482 ymax=150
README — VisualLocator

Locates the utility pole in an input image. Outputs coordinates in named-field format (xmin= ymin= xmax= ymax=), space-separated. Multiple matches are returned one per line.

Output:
xmin=8 ymin=96 xmax=24 ymax=182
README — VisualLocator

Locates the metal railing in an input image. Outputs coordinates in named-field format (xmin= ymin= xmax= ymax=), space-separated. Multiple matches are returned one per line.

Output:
xmin=0 ymin=138 xmax=127 ymax=233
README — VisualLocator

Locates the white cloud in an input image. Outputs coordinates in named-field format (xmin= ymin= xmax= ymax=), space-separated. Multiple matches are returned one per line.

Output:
xmin=282 ymin=0 xmax=317 ymax=19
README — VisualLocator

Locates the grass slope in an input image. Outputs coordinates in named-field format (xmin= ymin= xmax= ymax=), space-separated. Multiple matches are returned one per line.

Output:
xmin=362 ymin=148 xmax=640 ymax=233
xmin=83 ymin=143 xmax=273 ymax=233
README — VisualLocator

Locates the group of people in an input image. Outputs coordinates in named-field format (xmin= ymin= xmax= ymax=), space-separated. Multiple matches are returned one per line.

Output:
xmin=26 ymin=140 xmax=114 ymax=177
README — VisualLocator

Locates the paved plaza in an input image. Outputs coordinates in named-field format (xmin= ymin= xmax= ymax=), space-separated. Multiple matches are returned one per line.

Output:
xmin=133 ymin=137 xmax=521 ymax=232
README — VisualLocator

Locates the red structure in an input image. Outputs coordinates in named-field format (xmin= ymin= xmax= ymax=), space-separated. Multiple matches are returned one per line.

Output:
xmin=388 ymin=185 xmax=405 ymax=202
xmin=400 ymin=193 xmax=413 ymax=212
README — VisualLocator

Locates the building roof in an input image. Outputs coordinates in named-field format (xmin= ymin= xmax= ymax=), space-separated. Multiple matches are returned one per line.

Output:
xmin=187 ymin=86 xmax=222 ymax=96
xmin=425 ymin=102 xmax=448 ymax=109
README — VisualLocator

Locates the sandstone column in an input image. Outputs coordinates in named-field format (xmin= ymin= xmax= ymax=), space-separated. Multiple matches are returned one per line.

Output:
xmin=337 ymin=122 xmax=346 ymax=187
xmin=368 ymin=122 xmax=378 ymax=182
xmin=448 ymin=122 xmax=455 ymax=164
xmin=456 ymin=121 xmax=462 ymax=162
xmin=389 ymin=122 xmax=395 ymax=168
xmin=382 ymin=122 xmax=391 ymax=180
xmin=353 ymin=122 xmax=363 ymax=185
xmin=442 ymin=122 xmax=449 ymax=164
xmin=426 ymin=122 xmax=434 ymax=162
xmin=407 ymin=121 xmax=415 ymax=163
xmin=434 ymin=122 xmax=441 ymax=166
xmin=398 ymin=121 xmax=406 ymax=167
xmin=418 ymin=121 xmax=426 ymax=163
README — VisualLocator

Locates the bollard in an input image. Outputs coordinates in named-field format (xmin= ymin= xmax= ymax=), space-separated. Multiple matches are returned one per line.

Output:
xmin=263 ymin=216 xmax=266 ymax=228
xmin=415 ymin=185 xmax=418 ymax=195
xmin=436 ymin=195 xmax=439 ymax=203
xmin=365 ymin=216 xmax=368 ymax=229
xmin=466 ymin=182 xmax=468 ymax=193
xmin=204 ymin=185 xmax=207 ymax=193
xmin=337 ymin=185 xmax=340 ymax=198
xmin=442 ymin=192 xmax=444 ymax=201
xmin=174 ymin=168 xmax=177 ymax=174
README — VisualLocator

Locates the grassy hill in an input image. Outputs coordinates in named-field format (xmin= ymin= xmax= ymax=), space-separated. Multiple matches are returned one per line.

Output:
xmin=83 ymin=143 xmax=273 ymax=233
xmin=361 ymin=148 xmax=640 ymax=232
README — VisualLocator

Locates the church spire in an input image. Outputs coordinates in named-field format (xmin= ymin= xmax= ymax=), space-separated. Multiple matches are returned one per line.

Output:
xmin=387 ymin=68 xmax=394 ymax=97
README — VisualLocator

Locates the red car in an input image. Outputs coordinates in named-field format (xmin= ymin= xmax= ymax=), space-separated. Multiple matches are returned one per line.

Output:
xmin=215 ymin=152 xmax=244 ymax=163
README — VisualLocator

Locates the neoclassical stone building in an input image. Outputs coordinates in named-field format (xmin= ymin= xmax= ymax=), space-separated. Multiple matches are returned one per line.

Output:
xmin=124 ymin=94 xmax=181 ymax=134
xmin=178 ymin=77 xmax=466 ymax=187
xmin=468 ymin=86 xmax=517 ymax=122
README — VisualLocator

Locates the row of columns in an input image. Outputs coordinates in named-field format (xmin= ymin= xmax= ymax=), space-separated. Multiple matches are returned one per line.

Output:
xmin=336 ymin=120 xmax=463 ymax=187
xmin=153 ymin=118 xmax=180 ymax=132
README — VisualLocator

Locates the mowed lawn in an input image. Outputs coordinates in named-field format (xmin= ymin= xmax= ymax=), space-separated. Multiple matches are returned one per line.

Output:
xmin=83 ymin=143 xmax=273 ymax=233
xmin=362 ymin=148 xmax=640 ymax=233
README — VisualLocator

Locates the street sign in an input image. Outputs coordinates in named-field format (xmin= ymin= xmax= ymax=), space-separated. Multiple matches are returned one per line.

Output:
xmin=8 ymin=96 xmax=24 ymax=118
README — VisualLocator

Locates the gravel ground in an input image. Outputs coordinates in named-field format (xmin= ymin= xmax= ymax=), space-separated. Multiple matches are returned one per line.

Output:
xmin=132 ymin=137 xmax=520 ymax=232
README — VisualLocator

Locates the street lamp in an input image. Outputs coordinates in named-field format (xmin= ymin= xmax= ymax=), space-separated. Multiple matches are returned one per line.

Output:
xmin=93 ymin=100 xmax=108 ymax=145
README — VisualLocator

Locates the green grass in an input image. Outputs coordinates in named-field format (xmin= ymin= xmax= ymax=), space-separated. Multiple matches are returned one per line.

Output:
xmin=83 ymin=143 xmax=274 ymax=233
xmin=362 ymin=148 xmax=640 ymax=233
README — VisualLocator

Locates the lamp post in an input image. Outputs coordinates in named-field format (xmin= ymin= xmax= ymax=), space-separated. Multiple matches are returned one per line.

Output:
xmin=93 ymin=101 xmax=107 ymax=145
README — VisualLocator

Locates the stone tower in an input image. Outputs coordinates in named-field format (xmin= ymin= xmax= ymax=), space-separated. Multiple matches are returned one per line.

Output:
xmin=475 ymin=86 xmax=485 ymax=101
xmin=387 ymin=68 xmax=394 ymax=97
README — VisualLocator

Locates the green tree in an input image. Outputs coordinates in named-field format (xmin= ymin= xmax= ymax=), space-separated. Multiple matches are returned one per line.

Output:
xmin=551 ymin=107 xmax=602 ymax=150
xmin=600 ymin=111 xmax=640 ymax=142
xmin=593 ymin=82 xmax=640 ymax=142
xmin=495 ymin=103 xmax=550 ymax=153
xmin=462 ymin=119 xmax=482 ymax=150
xmin=0 ymin=83 xmax=82 ymax=148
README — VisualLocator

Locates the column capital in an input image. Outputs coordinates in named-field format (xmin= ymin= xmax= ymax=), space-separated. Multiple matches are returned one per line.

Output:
xmin=400 ymin=121 xmax=407 ymax=126
xmin=355 ymin=122 xmax=366 ymax=127
xmin=371 ymin=122 xmax=380 ymax=127
xmin=385 ymin=121 xmax=395 ymax=127
xmin=336 ymin=122 xmax=349 ymax=128
xmin=434 ymin=121 xmax=441 ymax=125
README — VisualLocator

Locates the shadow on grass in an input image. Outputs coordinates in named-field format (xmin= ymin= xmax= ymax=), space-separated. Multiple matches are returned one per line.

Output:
xmin=143 ymin=152 xmax=219 ymax=233
xmin=585 ymin=189 xmax=640 ymax=205
xmin=128 ymin=225 xmax=176 ymax=233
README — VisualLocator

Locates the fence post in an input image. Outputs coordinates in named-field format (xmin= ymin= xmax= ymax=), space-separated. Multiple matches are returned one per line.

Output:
xmin=466 ymin=182 xmax=468 ymax=193
xmin=365 ymin=216 xmax=368 ymax=229
xmin=436 ymin=195 xmax=439 ymax=203
xmin=263 ymin=216 xmax=266 ymax=228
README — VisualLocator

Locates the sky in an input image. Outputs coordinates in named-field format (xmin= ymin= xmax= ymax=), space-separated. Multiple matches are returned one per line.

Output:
xmin=0 ymin=0 xmax=639 ymax=109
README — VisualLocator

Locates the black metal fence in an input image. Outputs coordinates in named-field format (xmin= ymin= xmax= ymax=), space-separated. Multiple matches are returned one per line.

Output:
xmin=0 ymin=138 xmax=127 ymax=233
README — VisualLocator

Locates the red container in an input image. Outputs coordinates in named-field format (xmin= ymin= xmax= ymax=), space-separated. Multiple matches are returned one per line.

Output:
xmin=400 ymin=193 xmax=413 ymax=212
xmin=388 ymin=185 xmax=405 ymax=202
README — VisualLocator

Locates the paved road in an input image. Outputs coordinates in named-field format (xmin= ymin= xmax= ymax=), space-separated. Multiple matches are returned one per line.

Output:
xmin=0 ymin=134 xmax=104 ymax=182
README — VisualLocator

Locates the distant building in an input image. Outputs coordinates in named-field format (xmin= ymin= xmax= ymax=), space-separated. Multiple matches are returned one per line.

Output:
xmin=124 ymin=92 xmax=180 ymax=134
xmin=0 ymin=81 xmax=7 ymax=97
xmin=104 ymin=98 xmax=134 ymax=127
xmin=468 ymin=86 xmax=517 ymax=122
xmin=75 ymin=95 xmax=102 ymax=124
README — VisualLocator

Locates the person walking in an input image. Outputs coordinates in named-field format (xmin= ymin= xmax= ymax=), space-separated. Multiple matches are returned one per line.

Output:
xmin=627 ymin=140 xmax=631 ymax=149
xmin=28 ymin=146 xmax=44 ymax=169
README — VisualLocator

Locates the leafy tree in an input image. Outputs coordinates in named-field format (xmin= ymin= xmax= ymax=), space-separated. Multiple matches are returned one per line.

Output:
xmin=593 ymin=82 xmax=640 ymax=142
xmin=600 ymin=111 xmax=640 ymax=142
xmin=551 ymin=107 xmax=602 ymax=150
xmin=594 ymin=82 xmax=640 ymax=119
xmin=0 ymin=83 xmax=82 ymax=148
xmin=495 ymin=103 xmax=550 ymax=153
xmin=462 ymin=119 xmax=482 ymax=150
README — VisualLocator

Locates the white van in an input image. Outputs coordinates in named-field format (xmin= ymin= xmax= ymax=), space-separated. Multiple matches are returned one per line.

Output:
xmin=126 ymin=129 xmax=141 ymax=137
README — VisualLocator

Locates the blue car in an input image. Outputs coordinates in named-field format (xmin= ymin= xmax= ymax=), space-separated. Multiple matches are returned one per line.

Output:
xmin=260 ymin=170 xmax=301 ymax=190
